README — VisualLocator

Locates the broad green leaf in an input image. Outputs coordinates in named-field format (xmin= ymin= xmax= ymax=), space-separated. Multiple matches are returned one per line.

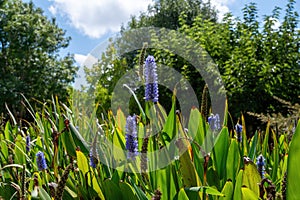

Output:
xmin=206 ymin=167 xmax=220 ymax=190
xmin=241 ymin=187 xmax=260 ymax=200
xmin=76 ymin=150 xmax=89 ymax=174
xmin=242 ymin=159 xmax=261 ymax=196
xmin=76 ymin=151 xmax=105 ymax=199
xmin=115 ymin=108 xmax=126 ymax=132
xmin=61 ymin=129 xmax=77 ymax=157
xmin=64 ymin=186 xmax=78 ymax=198
xmin=188 ymin=107 xmax=203 ymax=146
xmin=14 ymin=134 xmax=26 ymax=165
xmin=113 ymin=128 xmax=126 ymax=149
xmin=287 ymin=120 xmax=300 ymax=200
xmin=69 ymin=123 xmax=89 ymax=154
xmin=119 ymin=182 xmax=139 ymax=200
xmin=156 ymin=102 xmax=168 ymax=121
xmin=150 ymin=166 xmax=177 ymax=200
xmin=4 ymin=121 xmax=14 ymax=142
xmin=162 ymin=93 xmax=177 ymax=141
xmin=176 ymin=188 xmax=189 ymax=200
xmin=213 ymin=127 xmax=229 ymax=180
xmin=91 ymin=174 xmax=105 ymax=199
xmin=226 ymin=139 xmax=240 ymax=183
xmin=103 ymin=179 xmax=122 ymax=199
xmin=38 ymin=187 xmax=51 ymax=200
xmin=0 ymin=134 xmax=8 ymax=160
xmin=219 ymin=180 xmax=233 ymax=200
xmin=177 ymin=139 xmax=201 ymax=187
xmin=233 ymin=170 xmax=243 ymax=200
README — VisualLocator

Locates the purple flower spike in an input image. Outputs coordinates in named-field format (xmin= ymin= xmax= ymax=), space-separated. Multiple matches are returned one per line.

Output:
xmin=26 ymin=135 xmax=30 ymax=152
xmin=36 ymin=151 xmax=47 ymax=171
xmin=89 ymin=149 xmax=97 ymax=168
xmin=235 ymin=123 xmax=243 ymax=142
xmin=256 ymin=154 xmax=266 ymax=178
xmin=125 ymin=115 xmax=138 ymax=160
xmin=208 ymin=113 xmax=220 ymax=131
xmin=144 ymin=55 xmax=159 ymax=102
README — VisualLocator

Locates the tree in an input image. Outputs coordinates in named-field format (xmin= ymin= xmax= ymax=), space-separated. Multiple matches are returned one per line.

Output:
xmin=0 ymin=0 xmax=77 ymax=118
xmin=85 ymin=0 xmax=218 ymax=115
xmin=179 ymin=1 xmax=300 ymax=129
xmin=86 ymin=0 xmax=300 ymax=130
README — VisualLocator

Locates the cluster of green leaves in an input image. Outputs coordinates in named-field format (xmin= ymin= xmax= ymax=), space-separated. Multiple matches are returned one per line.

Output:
xmin=0 ymin=93 xmax=299 ymax=199
xmin=179 ymin=0 xmax=300 ymax=122
xmin=85 ymin=0 xmax=218 ymax=116
xmin=85 ymin=0 xmax=300 ymax=128
xmin=0 ymin=0 xmax=77 ymax=118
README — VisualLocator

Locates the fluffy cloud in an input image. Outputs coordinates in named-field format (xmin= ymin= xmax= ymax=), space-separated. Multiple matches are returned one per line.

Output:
xmin=49 ymin=0 xmax=234 ymax=38
xmin=206 ymin=0 xmax=234 ymax=20
xmin=74 ymin=53 xmax=87 ymax=66
xmin=49 ymin=0 xmax=152 ymax=38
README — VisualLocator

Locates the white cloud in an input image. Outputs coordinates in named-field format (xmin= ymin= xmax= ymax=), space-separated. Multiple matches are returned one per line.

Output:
xmin=74 ymin=53 xmax=87 ymax=66
xmin=49 ymin=0 xmax=235 ymax=38
xmin=49 ymin=0 xmax=152 ymax=38
xmin=206 ymin=0 xmax=235 ymax=20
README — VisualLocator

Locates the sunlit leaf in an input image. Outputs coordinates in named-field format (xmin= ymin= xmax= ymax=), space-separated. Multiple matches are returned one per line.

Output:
xmin=226 ymin=139 xmax=240 ymax=183
xmin=242 ymin=158 xmax=261 ymax=196
xmin=213 ymin=127 xmax=229 ymax=181
xmin=219 ymin=180 xmax=233 ymax=200
xmin=241 ymin=187 xmax=260 ymax=200
xmin=233 ymin=170 xmax=243 ymax=200
xmin=287 ymin=120 xmax=300 ymax=200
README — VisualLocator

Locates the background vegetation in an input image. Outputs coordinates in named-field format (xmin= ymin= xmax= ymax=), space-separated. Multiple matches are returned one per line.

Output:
xmin=0 ymin=0 xmax=77 ymax=119
xmin=85 ymin=0 xmax=300 ymax=130
xmin=0 ymin=0 xmax=299 ymax=199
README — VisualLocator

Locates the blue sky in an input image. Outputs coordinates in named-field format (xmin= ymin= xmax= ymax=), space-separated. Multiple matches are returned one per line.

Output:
xmin=23 ymin=0 xmax=299 ymax=78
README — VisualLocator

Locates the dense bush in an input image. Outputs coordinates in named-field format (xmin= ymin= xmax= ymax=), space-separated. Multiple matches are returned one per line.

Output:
xmin=0 ymin=0 xmax=77 ymax=118
xmin=85 ymin=0 xmax=300 ymax=129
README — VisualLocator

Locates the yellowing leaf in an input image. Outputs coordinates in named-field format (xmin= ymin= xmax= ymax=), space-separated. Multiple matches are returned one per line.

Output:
xmin=242 ymin=158 xmax=261 ymax=196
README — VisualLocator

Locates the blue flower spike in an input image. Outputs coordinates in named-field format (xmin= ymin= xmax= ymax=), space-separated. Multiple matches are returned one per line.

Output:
xmin=36 ymin=151 xmax=47 ymax=171
xmin=208 ymin=113 xmax=220 ymax=131
xmin=256 ymin=154 xmax=266 ymax=178
xmin=235 ymin=123 xmax=243 ymax=142
xmin=144 ymin=55 xmax=159 ymax=103
xmin=125 ymin=115 xmax=138 ymax=160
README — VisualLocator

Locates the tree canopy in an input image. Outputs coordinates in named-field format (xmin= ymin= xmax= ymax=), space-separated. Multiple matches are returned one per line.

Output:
xmin=0 ymin=0 xmax=77 ymax=118
xmin=85 ymin=0 xmax=300 ymax=128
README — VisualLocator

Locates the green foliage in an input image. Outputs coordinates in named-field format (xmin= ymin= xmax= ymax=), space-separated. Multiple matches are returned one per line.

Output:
xmin=0 ymin=1 xmax=298 ymax=199
xmin=287 ymin=120 xmax=300 ymax=199
xmin=179 ymin=0 xmax=300 ymax=125
xmin=85 ymin=0 xmax=217 ymax=116
xmin=0 ymin=90 xmax=297 ymax=199
xmin=126 ymin=0 xmax=217 ymax=29
xmin=0 ymin=0 xmax=77 ymax=117
xmin=86 ymin=0 xmax=300 ymax=129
